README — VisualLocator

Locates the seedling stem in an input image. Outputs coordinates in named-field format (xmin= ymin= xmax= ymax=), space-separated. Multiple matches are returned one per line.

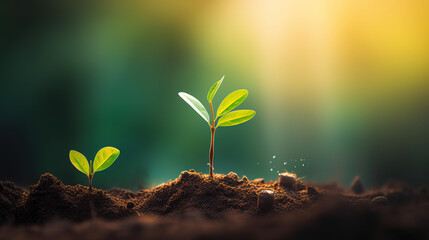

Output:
xmin=209 ymin=102 xmax=216 ymax=178
xmin=89 ymin=160 xmax=94 ymax=191
xmin=89 ymin=174 xmax=93 ymax=191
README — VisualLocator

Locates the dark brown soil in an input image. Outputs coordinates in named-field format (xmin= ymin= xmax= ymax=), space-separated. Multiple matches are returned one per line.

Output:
xmin=0 ymin=171 xmax=428 ymax=240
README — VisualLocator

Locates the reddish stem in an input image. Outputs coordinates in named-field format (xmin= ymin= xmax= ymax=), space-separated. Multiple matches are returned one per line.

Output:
xmin=88 ymin=174 xmax=93 ymax=191
xmin=209 ymin=127 xmax=215 ymax=178
xmin=209 ymin=102 xmax=216 ymax=178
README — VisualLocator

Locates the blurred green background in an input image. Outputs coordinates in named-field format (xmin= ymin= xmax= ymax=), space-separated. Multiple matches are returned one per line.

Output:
xmin=1 ymin=0 xmax=428 ymax=190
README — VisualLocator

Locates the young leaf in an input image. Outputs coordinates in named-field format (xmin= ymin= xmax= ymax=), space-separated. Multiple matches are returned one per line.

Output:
xmin=178 ymin=92 xmax=210 ymax=123
xmin=216 ymin=89 xmax=248 ymax=118
xmin=69 ymin=150 xmax=90 ymax=176
xmin=93 ymin=147 xmax=120 ymax=173
xmin=217 ymin=110 xmax=255 ymax=127
xmin=207 ymin=75 xmax=224 ymax=102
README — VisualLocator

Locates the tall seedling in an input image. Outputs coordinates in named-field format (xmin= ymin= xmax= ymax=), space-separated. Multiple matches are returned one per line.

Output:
xmin=179 ymin=76 xmax=255 ymax=178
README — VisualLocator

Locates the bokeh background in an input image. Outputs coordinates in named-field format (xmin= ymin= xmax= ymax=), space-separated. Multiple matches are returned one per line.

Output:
xmin=1 ymin=0 xmax=428 ymax=190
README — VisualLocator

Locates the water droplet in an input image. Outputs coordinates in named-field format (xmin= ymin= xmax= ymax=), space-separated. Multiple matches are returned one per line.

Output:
xmin=269 ymin=161 xmax=272 ymax=164
xmin=270 ymin=168 xmax=273 ymax=171
xmin=273 ymin=155 xmax=276 ymax=159
xmin=302 ymin=164 xmax=305 ymax=167
xmin=284 ymin=162 xmax=287 ymax=165
xmin=294 ymin=166 xmax=296 ymax=168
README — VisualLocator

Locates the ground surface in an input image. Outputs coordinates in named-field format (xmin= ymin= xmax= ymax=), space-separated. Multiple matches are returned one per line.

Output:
xmin=0 ymin=171 xmax=428 ymax=240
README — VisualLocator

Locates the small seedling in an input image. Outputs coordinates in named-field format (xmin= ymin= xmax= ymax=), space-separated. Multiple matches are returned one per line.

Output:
xmin=179 ymin=76 xmax=255 ymax=178
xmin=69 ymin=147 xmax=120 ymax=190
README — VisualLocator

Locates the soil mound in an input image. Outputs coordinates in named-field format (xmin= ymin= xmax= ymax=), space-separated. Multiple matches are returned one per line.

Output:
xmin=13 ymin=173 xmax=136 ymax=224
xmin=136 ymin=171 xmax=312 ymax=217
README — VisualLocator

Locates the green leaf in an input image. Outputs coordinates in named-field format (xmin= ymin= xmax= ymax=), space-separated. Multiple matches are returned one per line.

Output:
xmin=93 ymin=147 xmax=120 ymax=173
xmin=216 ymin=89 xmax=248 ymax=118
xmin=69 ymin=150 xmax=90 ymax=176
xmin=217 ymin=110 xmax=255 ymax=127
xmin=207 ymin=75 xmax=224 ymax=102
xmin=179 ymin=92 xmax=210 ymax=123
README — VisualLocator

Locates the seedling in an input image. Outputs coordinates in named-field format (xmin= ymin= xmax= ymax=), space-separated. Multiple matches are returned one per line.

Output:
xmin=179 ymin=76 xmax=255 ymax=178
xmin=69 ymin=147 xmax=120 ymax=190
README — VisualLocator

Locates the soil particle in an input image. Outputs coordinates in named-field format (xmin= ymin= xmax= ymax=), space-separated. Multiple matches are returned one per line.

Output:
xmin=371 ymin=196 xmax=389 ymax=206
xmin=252 ymin=178 xmax=264 ymax=184
xmin=350 ymin=176 xmax=364 ymax=194
xmin=278 ymin=172 xmax=296 ymax=189
xmin=257 ymin=190 xmax=274 ymax=213
xmin=306 ymin=186 xmax=319 ymax=198
xmin=126 ymin=201 xmax=135 ymax=209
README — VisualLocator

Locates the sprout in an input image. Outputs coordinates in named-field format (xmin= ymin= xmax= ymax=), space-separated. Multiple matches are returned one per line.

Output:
xmin=179 ymin=76 xmax=255 ymax=178
xmin=69 ymin=147 xmax=120 ymax=190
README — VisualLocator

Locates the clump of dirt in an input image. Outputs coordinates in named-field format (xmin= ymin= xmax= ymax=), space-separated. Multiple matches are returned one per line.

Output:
xmin=12 ymin=173 xmax=136 ymax=224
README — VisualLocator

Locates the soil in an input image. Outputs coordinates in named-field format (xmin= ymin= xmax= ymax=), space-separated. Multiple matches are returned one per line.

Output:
xmin=0 ymin=170 xmax=428 ymax=240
